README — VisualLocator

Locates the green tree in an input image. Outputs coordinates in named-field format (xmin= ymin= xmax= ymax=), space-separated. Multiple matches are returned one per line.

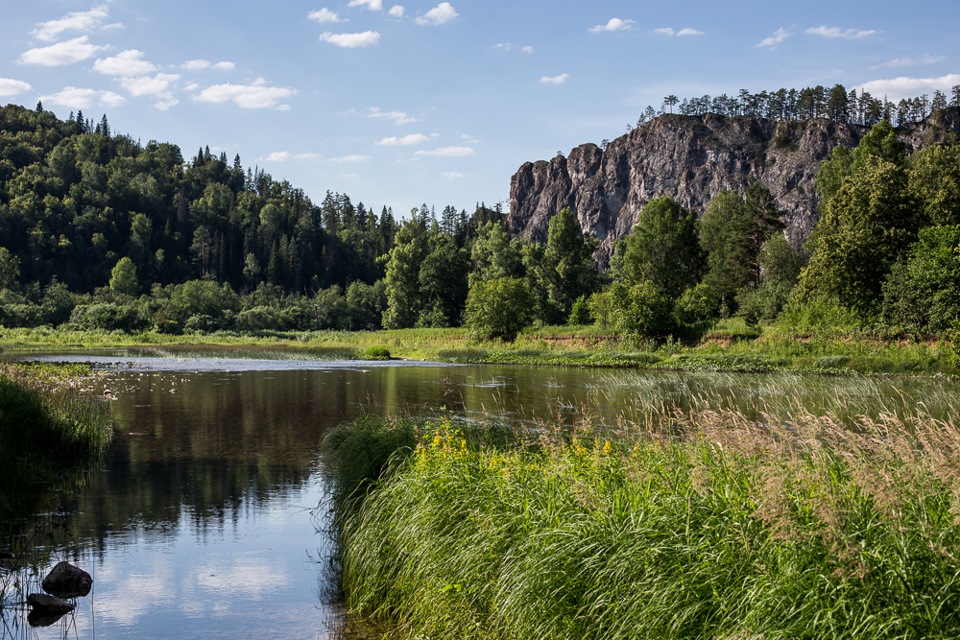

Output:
xmin=908 ymin=144 xmax=960 ymax=226
xmin=109 ymin=256 xmax=139 ymax=298
xmin=417 ymin=233 xmax=469 ymax=327
xmin=469 ymin=221 xmax=523 ymax=285
xmin=610 ymin=196 xmax=704 ymax=298
xmin=797 ymin=157 xmax=918 ymax=315
xmin=382 ymin=220 xmax=429 ymax=329
xmin=882 ymin=225 xmax=960 ymax=333
xmin=0 ymin=247 xmax=20 ymax=291
xmin=529 ymin=207 xmax=599 ymax=325
xmin=464 ymin=277 xmax=533 ymax=341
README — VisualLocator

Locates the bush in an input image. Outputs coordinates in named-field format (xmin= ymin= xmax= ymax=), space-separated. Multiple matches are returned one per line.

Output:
xmin=609 ymin=280 xmax=673 ymax=338
xmin=69 ymin=302 xmax=146 ymax=332
xmin=464 ymin=277 xmax=533 ymax=341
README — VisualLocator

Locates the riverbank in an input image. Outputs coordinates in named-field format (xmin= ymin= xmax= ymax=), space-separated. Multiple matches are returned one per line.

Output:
xmin=324 ymin=410 xmax=960 ymax=639
xmin=0 ymin=362 xmax=113 ymax=500
xmin=1 ymin=322 xmax=956 ymax=376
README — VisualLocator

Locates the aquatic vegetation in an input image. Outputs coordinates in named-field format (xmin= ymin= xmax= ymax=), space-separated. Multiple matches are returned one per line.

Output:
xmin=326 ymin=408 xmax=960 ymax=639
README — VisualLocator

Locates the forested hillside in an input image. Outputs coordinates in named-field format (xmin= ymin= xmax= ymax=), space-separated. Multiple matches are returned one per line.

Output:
xmin=2 ymin=93 xmax=960 ymax=340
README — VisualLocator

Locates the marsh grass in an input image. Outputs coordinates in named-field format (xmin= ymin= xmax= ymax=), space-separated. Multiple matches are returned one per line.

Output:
xmin=326 ymin=406 xmax=960 ymax=639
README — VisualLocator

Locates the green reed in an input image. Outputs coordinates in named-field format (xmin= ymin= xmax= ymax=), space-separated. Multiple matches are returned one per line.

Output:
xmin=325 ymin=407 xmax=960 ymax=639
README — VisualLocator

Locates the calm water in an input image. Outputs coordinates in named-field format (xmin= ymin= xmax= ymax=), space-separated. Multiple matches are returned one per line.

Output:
xmin=3 ymin=350 xmax=959 ymax=639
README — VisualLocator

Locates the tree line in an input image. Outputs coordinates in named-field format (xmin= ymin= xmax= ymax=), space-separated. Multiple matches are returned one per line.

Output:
xmin=1 ymin=102 xmax=959 ymax=340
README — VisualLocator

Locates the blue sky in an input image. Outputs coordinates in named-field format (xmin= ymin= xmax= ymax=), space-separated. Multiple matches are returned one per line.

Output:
xmin=1 ymin=1 xmax=958 ymax=216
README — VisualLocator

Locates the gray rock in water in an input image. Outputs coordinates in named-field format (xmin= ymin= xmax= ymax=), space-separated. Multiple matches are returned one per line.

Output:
xmin=41 ymin=561 xmax=92 ymax=598
xmin=27 ymin=592 xmax=76 ymax=613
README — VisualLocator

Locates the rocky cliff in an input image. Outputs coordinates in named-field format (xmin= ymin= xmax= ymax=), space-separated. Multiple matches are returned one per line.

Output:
xmin=508 ymin=110 xmax=960 ymax=259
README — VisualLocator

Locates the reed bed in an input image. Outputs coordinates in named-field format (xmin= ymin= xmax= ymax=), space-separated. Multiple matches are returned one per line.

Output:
xmin=324 ymin=406 xmax=960 ymax=639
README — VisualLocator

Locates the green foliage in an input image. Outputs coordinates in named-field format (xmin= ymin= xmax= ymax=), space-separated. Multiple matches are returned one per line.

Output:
xmin=329 ymin=411 xmax=960 ymax=639
xmin=70 ymin=302 xmax=146 ymax=332
xmin=108 ymin=256 xmax=139 ymax=297
xmin=610 ymin=197 xmax=704 ymax=298
xmin=0 ymin=366 xmax=113 ymax=491
xmin=607 ymin=280 xmax=674 ymax=338
xmin=567 ymin=295 xmax=591 ymax=325
xmin=526 ymin=208 xmax=600 ymax=325
xmin=469 ymin=221 xmax=524 ymax=285
xmin=908 ymin=144 xmax=960 ymax=226
xmin=798 ymin=157 xmax=918 ymax=315
xmin=464 ymin=277 xmax=534 ymax=341
xmin=882 ymin=225 xmax=960 ymax=333
xmin=382 ymin=221 xmax=429 ymax=329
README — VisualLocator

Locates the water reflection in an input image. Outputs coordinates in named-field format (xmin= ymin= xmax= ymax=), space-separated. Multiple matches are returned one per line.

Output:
xmin=3 ymin=353 xmax=960 ymax=639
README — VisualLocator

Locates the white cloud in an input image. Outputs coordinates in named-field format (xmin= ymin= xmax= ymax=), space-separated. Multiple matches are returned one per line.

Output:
xmin=194 ymin=79 xmax=297 ymax=109
xmin=0 ymin=78 xmax=32 ymax=98
xmin=806 ymin=26 xmax=876 ymax=40
xmin=590 ymin=18 xmax=634 ymax=33
xmin=416 ymin=2 xmax=458 ymax=26
xmin=308 ymin=8 xmax=344 ymax=23
xmin=870 ymin=54 xmax=944 ymax=70
xmin=330 ymin=154 xmax=371 ymax=163
xmin=857 ymin=73 xmax=960 ymax=102
xmin=368 ymin=107 xmax=418 ymax=125
xmin=295 ymin=153 xmax=321 ymax=160
xmin=319 ymin=31 xmax=381 ymax=47
xmin=758 ymin=27 xmax=790 ymax=48
xmin=441 ymin=171 xmax=465 ymax=179
xmin=389 ymin=5 xmax=405 ymax=17
xmin=39 ymin=86 xmax=125 ymax=109
xmin=540 ymin=73 xmax=569 ymax=85
xmin=182 ymin=59 xmax=210 ymax=70
xmin=93 ymin=50 xmax=157 ymax=76
xmin=415 ymin=146 xmax=474 ymax=157
xmin=494 ymin=43 xmax=535 ymax=54
xmin=31 ymin=5 xmax=110 ymax=42
xmin=155 ymin=97 xmax=179 ymax=111
xmin=377 ymin=133 xmax=431 ymax=145
xmin=654 ymin=27 xmax=703 ymax=37
xmin=19 ymin=36 xmax=107 ymax=67
xmin=214 ymin=61 xmax=235 ymax=71
xmin=261 ymin=151 xmax=291 ymax=162
xmin=119 ymin=73 xmax=180 ymax=97
xmin=348 ymin=0 xmax=383 ymax=9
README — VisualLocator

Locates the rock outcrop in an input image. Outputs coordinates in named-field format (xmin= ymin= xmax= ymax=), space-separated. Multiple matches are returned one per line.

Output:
xmin=508 ymin=110 xmax=960 ymax=260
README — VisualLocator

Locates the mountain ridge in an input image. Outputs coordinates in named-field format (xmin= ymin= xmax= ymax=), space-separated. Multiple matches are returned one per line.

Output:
xmin=507 ymin=109 xmax=960 ymax=260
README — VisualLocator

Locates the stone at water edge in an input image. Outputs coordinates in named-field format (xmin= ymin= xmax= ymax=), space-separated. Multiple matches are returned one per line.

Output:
xmin=41 ymin=560 xmax=93 ymax=598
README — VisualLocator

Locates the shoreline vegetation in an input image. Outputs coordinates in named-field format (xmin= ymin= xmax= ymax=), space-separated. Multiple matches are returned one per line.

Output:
xmin=1 ymin=321 xmax=956 ymax=377
xmin=324 ymin=407 xmax=960 ymax=639
xmin=0 ymin=362 xmax=113 ymax=511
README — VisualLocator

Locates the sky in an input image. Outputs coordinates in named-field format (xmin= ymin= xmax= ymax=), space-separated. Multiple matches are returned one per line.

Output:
xmin=1 ymin=1 xmax=958 ymax=216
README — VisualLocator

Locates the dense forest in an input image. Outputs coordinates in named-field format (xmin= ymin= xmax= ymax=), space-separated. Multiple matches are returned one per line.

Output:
xmin=1 ymin=86 xmax=959 ymax=340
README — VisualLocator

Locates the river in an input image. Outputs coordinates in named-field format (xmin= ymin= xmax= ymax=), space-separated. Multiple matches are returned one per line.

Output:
xmin=2 ymin=349 xmax=958 ymax=639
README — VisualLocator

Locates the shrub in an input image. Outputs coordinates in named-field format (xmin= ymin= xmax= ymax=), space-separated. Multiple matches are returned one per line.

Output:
xmin=464 ymin=277 xmax=533 ymax=341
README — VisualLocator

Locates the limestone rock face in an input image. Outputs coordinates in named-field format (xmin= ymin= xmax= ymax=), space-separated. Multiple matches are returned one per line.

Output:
xmin=508 ymin=110 xmax=960 ymax=261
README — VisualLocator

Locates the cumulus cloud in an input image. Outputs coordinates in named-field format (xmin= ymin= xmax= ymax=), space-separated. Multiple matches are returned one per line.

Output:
xmin=308 ymin=8 xmax=344 ymax=23
xmin=416 ymin=2 xmax=458 ymax=26
xmin=182 ymin=59 xmax=235 ymax=71
xmin=806 ymin=26 xmax=876 ymax=40
xmin=368 ymin=107 xmax=418 ymax=125
xmin=348 ymin=0 xmax=383 ymax=9
xmin=261 ymin=151 xmax=290 ymax=162
xmin=870 ymin=54 xmax=945 ymax=70
xmin=441 ymin=171 xmax=465 ymax=179
xmin=388 ymin=5 xmax=405 ymax=17
xmin=0 ymin=78 xmax=32 ymax=98
xmin=194 ymin=79 xmax=296 ymax=109
xmin=415 ymin=146 xmax=474 ymax=157
xmin=590 ymin=18 xmax=634 ymax=33
xmin=330 ymin=154 xmax=371 ymax=163
xmin=39 ymin=86 xmax=125 ymax=109
xmin=494 ymin=43 xmax=534 ymax=53
xmin=31 ymin=5 xmax=110 ymax=42
xmin=654 ymin=27 xmax=703 ymax=37
xmin=758 ymin=27 xmax=791 ymax=48
xmin=857 ymin=73 xmax=960 ymax=102
xmin=19 ymin=36 xmax=107 ymax=66
xmin=540 ymin=73 xmax=569 ymax=85
xmin=119 ymin=73 xmax=180 ymax=97
xmin=377 ymin=133 xmax=432 ymax=145
xmin=93 ymin=50 xmax=157 ymax=76
xmin=319 ymin=30 xmax=381 ymax=47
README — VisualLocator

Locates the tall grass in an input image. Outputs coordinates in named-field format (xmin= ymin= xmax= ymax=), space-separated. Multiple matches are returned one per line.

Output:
xmin=0 ymin=363 xmax=113 ymax=496
xmin=325 ymin=409 xmax=960 ymax=639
